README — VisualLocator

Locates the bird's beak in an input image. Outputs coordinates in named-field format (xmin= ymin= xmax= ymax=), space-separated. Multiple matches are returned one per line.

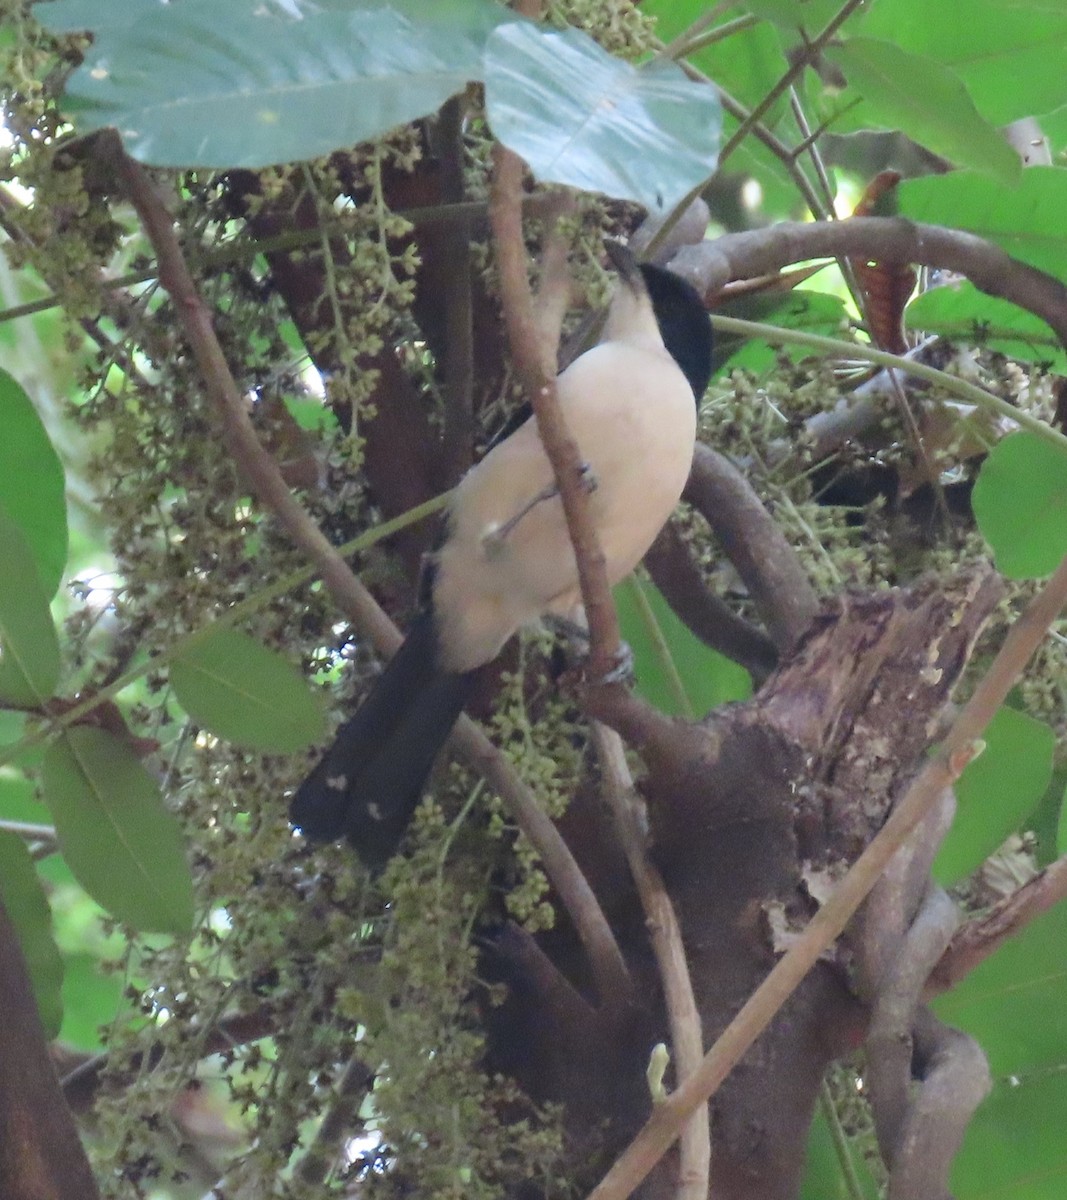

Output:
xmin=604 ymin=240 xmax=642 ymax=289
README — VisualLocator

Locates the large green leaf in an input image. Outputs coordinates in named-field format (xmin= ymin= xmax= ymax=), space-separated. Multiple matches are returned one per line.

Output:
xmin=713 ymin=289 xmax=849 ymax=377
xmin=41 ymin=727 xmax=194 ymax=935
xmin=905 ymin=280 xmax=1067 ymax=374
xmin=0 ymin=507 xmax=61 ymax=707
xmin=743 ymin=0 xmax=849 ymax=32
xmin=858 ymin=0 xmax=1067 ymax=125
xmin=933 ymin=706 xmax=1055 ymax=885
xmin=32 ymin=0 xmax=159 ymax=35
xmin=971 ymin=431 xmax=1067 ymax=579
xmin=171 ymin=627 xmax=326 ymax=752
xmin=484 ymin=22 xmax=721 ymax=213
xmin=825 ymin=38 xmax=1019 ymax=185
xmin=644 ymin=1 xmax=789 ymax=117
xmin=615 ymin=575 xmax=751 ymax=719
xmin=898 ymin=168 xmax=1067 ymax=282
xmin=49 ymin=0 xmax=508 ymax=167
xmin=0 ymin=830 xmax=63 ymax=1039
xmin=60 ymin=951 xmax=124 ymax=1051
xmin=936 ymin=903 xmax=1067 ymax=1078
xmin=951 ymin=1069 xmax=1067 ymax=1200
xmin=0 ymin=368 xmax=67 ymax=598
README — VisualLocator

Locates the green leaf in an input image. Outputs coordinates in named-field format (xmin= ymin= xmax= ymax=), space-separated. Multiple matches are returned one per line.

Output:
xmin=615 ymin=575 xmax=751 ymax=719
xmin=933 ymin=706 xmax=1055 ymax=885
xmin=898 ymin=168 xmax=1067 ymax=281
xmin=905 ymin=280 xmax=1067 ymax=373
xmin=53 ymin=0 xmax=508 ymax=168
xmin=800 ymin=1104 xmax=881 ymax=1200
xmin=59 ymin=951 xmax=124 ymax=1052
xmin=972 ymin=431 xmax=1067 ymax=579
xmin=743 ymin=0 xmax=848 ymax=32
xmin=484 ymin=22 xmax=721 ymax=213
xmin=0 ymin=367 xmax=68 ymax=598
xmin=1057 ymin=777 xmax=1067 ymax=856
xmin=0 ymin=830 xmax=63 ymax=1038
xmin=858 ymin=0 xmax=1067 ymax=125
xmin=32 ymin=0 xmax=159 ymax=35
xmin=644 ymin=2 xmax=789 ymax=116
xmin=951 ymin=1068 xmax=1067 ymax=1200
xmin=0 ymin=506 xmax=61 ymax=707
xmin=41 ymin=727 xmax=194 ymax=935
xmin=936 ymin=903 xmax=1067 ymax=1078
xmin=713 ymin=289 xmax=849 ymax=377
xmin=171 ymin=628 xmax=326 ymax=752
xmin=825 ymin=38 xmax=1019 ymax=185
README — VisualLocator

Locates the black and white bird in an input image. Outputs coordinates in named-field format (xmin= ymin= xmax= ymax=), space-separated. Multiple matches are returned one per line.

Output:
xmin=291 ymin=242 xmax=713 ymax=864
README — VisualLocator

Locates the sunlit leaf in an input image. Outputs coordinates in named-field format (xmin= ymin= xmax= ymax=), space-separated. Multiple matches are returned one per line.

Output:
xmin=48 ymin=0 xmax=508 ymax=167
xmin=858 ymin=0 xmax=1067 ymax=125
xmin=826 ymin=37 xmax=1019 ymax=185
xmin=485 ymin=22 xmax=721 ymax=212
xmin=899 ymin=168 xmax=1067 ymax=281
xmin=906 ymin=280 xmax=1067 ymax=373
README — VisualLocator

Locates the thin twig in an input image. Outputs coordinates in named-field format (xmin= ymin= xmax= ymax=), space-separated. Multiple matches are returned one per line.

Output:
xmin=583 ymin=552 xmax=1067 ymax=1200
xmin=717 ymin=0 xmax=868 ymax=165
xmin=488 ymin=143 xmax=620 ymax=680
xmin=593 ymin=725 xmax=710 ymax=1200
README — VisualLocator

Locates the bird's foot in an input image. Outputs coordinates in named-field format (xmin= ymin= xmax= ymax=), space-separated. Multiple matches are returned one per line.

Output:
xmin=589 ymin=641 xmax=634 ymax=686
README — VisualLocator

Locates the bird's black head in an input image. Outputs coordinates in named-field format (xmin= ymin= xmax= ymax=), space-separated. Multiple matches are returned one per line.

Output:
xmin=639 ymin=263 xmax=713 ymax=402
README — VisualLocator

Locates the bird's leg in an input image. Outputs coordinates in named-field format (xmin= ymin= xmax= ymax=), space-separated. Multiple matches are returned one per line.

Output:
xmin=544 ymin=614 xmax=635 ymax=686
xmin=482 ymin=463 xmax=598 ymax=555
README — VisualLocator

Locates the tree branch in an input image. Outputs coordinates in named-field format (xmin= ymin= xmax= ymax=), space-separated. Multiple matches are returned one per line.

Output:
xmin=927 ymin=853 xmax=1067 ymax=995
xmin=584 ymin=551 xmax=1067 ymax=1200
xmin=685 ymin=443 xmax=818 ymax=652
xmin=488 ymin=142 xmax=621 ymax=681
xmin=593 ymin=725 xmax=709 ymax=1200
xmin=672 ymin=218 xmax=1067 ymax=348
xmin=0 ymin=898 xmax=100 ymax=1200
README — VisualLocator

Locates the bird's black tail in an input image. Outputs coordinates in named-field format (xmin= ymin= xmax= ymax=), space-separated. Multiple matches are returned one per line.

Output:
xmin=290 ymin=609 xmax=476 ymax=865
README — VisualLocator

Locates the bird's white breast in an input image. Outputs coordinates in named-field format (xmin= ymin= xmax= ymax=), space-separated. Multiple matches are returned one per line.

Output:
xmin=432 ymin=339 xmax=697 ymax=672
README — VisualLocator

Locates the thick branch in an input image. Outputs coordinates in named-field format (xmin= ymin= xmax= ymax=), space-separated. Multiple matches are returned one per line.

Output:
xmin=0 ymin=899 xmax=100 ymax=1200
xmin=671 ymin=218 xmax=1067 ymax=347
xmin=685 ymin=444 xmax=818 ymax=652
xmin=644 ymin=520 xmax=778 ymax=682
xmin=585 ymin=551 xmax=1067 ymax=1200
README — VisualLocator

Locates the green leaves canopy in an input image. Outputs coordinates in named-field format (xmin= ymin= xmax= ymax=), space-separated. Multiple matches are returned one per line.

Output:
xmin=38 ymin=0 xmax=722 ymax=210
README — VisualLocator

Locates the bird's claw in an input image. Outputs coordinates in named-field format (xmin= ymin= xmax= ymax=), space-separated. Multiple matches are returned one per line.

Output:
xmin=591 ymin=640 xmax=634 ymax=686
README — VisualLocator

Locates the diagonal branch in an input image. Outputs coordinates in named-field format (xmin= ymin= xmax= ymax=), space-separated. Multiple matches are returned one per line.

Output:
xmin=488 ymin=142 xmax=621 ymax=682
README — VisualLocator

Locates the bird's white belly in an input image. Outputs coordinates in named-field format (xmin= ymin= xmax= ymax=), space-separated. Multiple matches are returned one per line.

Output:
xmin=432 ymin=341 xmax=697 ymax=672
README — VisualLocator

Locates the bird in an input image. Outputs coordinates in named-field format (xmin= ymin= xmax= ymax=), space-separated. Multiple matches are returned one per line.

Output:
xmin=290 ymin=242 xmax=713 ymax=865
